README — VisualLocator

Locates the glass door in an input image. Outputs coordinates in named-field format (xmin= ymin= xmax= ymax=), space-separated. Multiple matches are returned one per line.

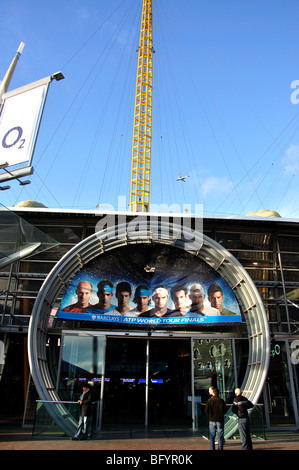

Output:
xmin=265 ymin=341 xmax=296 ymax=427
xmin=58 ymin=333 xmax=105 ymax=402
xmin=103 ymin=337 xmax=191 ymax=428
xmin=148 ymin=339 xmax=191 ymax=426
xmin=103 ymin=338 xmax=146 ymax=425
xmin=192 ymin=338 xmax=235 ymax=433
xmin=56 ymin=333 xmax=106 ymax=433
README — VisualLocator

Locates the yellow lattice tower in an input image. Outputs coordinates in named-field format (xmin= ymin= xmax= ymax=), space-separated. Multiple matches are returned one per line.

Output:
xmin=130 ymin=0 xmax=153 ymax=212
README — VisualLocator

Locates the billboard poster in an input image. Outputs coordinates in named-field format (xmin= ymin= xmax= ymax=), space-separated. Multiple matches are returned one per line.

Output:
xmin=56 ymin=245 xmax=242 ymax=327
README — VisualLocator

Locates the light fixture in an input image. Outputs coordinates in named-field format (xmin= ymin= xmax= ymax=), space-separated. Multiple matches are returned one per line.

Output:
xmin=51 ymin=71 xmax=65 ymax=81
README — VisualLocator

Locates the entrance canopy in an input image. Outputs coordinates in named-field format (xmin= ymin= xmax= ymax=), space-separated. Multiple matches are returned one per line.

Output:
xmin=28 ymin=217 xmax=270 ymax=437
xmin=0 ymin=203 xmax=59 ymax=269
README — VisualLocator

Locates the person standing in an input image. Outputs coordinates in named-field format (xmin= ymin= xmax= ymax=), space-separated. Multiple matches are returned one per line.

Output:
xmin=71 ymin=384 xmax=92 ymax=440
xmin=205 ymin=387 xmax=227 ymax=450
xmin=232 ymin=388 xmax=254 ymax=450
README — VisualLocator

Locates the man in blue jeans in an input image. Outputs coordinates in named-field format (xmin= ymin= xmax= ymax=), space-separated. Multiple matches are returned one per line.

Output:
xmin=205 ymin=387 xmax=227 ymax=450
xmin=232 ymin=388 xmax=254 ymax=450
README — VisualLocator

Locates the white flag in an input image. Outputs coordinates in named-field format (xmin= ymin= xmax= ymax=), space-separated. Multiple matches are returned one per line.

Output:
xmin=0 ymin=78 xmax=49 ymax=167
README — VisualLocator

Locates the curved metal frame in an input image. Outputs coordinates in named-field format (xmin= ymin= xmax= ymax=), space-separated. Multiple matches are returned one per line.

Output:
xmin=28 ymin=220 xmax=271 ymax=437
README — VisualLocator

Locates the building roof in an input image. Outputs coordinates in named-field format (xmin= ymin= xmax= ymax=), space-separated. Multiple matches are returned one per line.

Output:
xmin=9 ymin=204 xmax=299 ymax=226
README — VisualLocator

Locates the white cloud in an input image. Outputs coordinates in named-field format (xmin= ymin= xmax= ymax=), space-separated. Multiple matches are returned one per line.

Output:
xmin=75 ymin=7 xmax=92 ymax=23
xmin=283 ymin=143 xmax=299 ymax=174
xmin=201 ymin=176 xmax=234 ymax=197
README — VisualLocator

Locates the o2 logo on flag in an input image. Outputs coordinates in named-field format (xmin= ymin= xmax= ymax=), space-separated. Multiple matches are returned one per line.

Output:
xmin=2 ymin=126 xmax=25 ymax=150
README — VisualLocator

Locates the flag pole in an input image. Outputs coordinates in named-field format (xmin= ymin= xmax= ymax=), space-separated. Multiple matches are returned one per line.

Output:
xmin=0 ymin=42 xmax=25 ymax=105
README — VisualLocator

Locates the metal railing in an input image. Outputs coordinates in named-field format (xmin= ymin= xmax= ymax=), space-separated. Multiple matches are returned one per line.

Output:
xmin=32 ymin=400 xmax=100 ymax=437
xmin=195 ymin=403 xmax=265 ymax=441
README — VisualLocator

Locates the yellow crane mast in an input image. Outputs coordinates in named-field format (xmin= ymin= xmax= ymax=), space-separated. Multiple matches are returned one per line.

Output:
xmin=130 ymin=0 xmax=154 ymax=212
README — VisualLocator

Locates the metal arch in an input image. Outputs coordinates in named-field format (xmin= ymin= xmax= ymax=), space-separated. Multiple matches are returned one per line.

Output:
xmin=28 ymin=220 xmax=270 ymax=437
xmin=195 ymin=237 xmax=271 ymax=437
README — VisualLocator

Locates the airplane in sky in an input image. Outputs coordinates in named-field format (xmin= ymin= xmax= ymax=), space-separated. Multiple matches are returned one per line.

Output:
xmin=176 ymin=173 xmax=189 ymax=182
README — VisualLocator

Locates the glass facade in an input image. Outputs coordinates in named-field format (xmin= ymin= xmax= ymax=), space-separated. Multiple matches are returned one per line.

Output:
xmin=214 ymin=229 xmax=299 ymax=333
xmin=265 ymin=340 xmax=298 ymax=428
xmin=41 ymin=333 xmax=259 ymax=436
xmin=1 ymin=208 xmax=299 ymax=432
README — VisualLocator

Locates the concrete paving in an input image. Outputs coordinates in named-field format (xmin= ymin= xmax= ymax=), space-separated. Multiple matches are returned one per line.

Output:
xmin=0 ymin=418 xmax=298 ymax=452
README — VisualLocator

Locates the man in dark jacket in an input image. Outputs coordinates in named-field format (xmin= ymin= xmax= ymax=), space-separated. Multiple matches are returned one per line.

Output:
xmin=205 ymin=387 xmax=227 ymax=450
xmin=71 ymin=384 xmax=92 ymax=440
xmin=232 ymin=388 xmax=254 ymax=450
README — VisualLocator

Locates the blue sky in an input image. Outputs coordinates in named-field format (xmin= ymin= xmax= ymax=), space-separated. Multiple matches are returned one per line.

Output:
xmin=1 ymin=0 xmax=299 ymax=218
